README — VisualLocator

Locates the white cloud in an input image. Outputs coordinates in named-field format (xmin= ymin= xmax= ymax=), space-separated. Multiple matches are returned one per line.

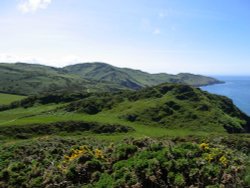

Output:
xmin=0 ymin=53 xmax=87 ymax=67
xmin=153 ymin=28 xmax=161 ymax=35
xmin=0 ymin=53 xmax=38 ymax=63
xmin=18 ymin=0 xmax=52 ymax=13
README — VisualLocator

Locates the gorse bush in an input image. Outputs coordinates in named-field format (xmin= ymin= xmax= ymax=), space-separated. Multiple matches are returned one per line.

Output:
xmin=0 ymin=137 xmax=248 ymax=188
xmin=0 ymin=93 xmax=90 ymax=111
xmin=0 ymin=121 xmax=134 ymax=139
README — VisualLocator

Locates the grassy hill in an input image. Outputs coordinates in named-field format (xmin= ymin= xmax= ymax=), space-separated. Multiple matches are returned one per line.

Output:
xmin=1 ymin=83 xmax=249 ymax=134
xmin=63 ymin=83 xmax=250 ymax=133
xmin=0 ymin=63 xmax=127 ymax=96
xmin=0 ymin=63 xmax=90 ymax=95
xmin=64 ymin=62 xmax=223 ymax=88
xmin=0 ymin=64 xmax=248 ymax=187
xmin=0 ymin=83 xmax=249 ymax=187
xmin=0 ymin=62 xmax=223 ymax=95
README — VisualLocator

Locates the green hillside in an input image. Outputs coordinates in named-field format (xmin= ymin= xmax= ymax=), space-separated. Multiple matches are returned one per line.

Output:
xmin=0 ymin=63 xmax=90 ymax=95
xmin=63 ymin=83 xmax=250 ymax=133
xmin=1 ymin=83 xmax=249 ymax=133
xmin=0 ymin=63 xmax=248 ymax=188
xmin=0 ymin=83 xmax=249 ymax=187
xmin=0 ymin=93 xmax=26 ymax=105
xmin=64 ymin=62 xmax=223 ymax=88
xmin=0 ymin=62 xmax=223 ymax=95
xmin=0 ymin=63 xmax=126 ymax=96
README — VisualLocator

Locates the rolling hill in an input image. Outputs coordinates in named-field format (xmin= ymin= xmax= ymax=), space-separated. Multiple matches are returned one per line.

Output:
xmin=0 ymin=62 xmax=223 ymax=95
xmin=64 ymin=83 xmax=250 ymax=133
xmin=1 ymin=83 xmax=249 ymax=133
xmin=0 ymin=82 xmax=249 ymax=187
xmin=0 ymin=63 xmax=125 ymax=95
xmin=64 ymin=62 xmax=223 ymax=89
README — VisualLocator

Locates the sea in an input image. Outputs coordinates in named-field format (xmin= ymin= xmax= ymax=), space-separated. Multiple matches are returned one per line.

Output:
xmin=201 ymin=76 xmax=250 ymax=116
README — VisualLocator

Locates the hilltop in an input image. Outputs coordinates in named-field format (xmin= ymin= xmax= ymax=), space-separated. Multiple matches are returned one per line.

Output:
xmin=0 ymin=62 xmax=223 ymax=95
xmin=64 ymin=62 xmax=222 ymax=89
xmin=0 ymin=63 xmax=123 ymax=95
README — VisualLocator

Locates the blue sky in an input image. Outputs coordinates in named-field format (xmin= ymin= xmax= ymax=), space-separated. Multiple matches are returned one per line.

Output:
xmin=0 ymin=0 xmax=250 ymax=75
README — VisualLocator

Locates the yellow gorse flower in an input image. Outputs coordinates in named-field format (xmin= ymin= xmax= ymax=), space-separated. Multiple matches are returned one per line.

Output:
xmin=64 ymin=146 xmax=87 ymax=161
xmin=94 ymin=149 xmax=104 ymax=159
xmin=219 ymin=156 xmax=228 ymax=166
xmin=199 ymin=143 xmax=209 ymax=150
xmin=205 ymin=153 xmax=214 ymax=162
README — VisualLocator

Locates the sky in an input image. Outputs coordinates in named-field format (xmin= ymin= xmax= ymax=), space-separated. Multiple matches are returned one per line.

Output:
xmin=0 ymin=0 xmax=250 ymax=75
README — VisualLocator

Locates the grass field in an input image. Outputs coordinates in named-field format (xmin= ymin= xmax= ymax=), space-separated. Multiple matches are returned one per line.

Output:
xmin=0 ymin=93 xmax=26 ymax=105
xmin=0 ymin=114 xmax=249 ymax=187
xmin=0 ymin=103 xmax=249 ymax=187
xmin=0 ymin=103 xmax=212 ymax=140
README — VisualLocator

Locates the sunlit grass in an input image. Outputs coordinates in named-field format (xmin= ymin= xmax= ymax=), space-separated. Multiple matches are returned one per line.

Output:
xmin=0 ymin=104 xmax=219 ymax=139
xmin=0 ymin=93 xmax=26 ymax=105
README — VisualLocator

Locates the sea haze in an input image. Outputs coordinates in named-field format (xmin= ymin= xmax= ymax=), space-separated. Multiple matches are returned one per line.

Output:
xmin=201 ymin=76 xmax=250 ymax=115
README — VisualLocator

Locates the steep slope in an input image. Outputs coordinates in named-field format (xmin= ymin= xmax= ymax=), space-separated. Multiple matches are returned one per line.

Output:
xmin=64 ymin=83 xmax=250 ymax=133
xmin=64 ymin=62 xmax=223 ymax=88
xmin=8 ymin=82 xmax=247 ymax=133
xmin=0 ymin=63 xmax=88 ymax=95
xmin=176 ymin=73 xmax=222 ymax=86
xmin=0 ymin=62 xmax=223 ymax=95
xmin=0 ymin=63 xmax=125 ymax=95
xmin=63 ymin=63 xmax=144 ymax=89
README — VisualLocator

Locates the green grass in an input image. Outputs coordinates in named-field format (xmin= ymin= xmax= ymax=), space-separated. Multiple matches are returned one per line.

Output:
xmin=0 ymin=82 xmax=248 ymax=138
xmin=0 ymin=93 xmax=26 ymax=105
xmin=0 ymin=104 xmax=65 ymax=126
xmin=0 ymin=82 xmax=248 ymax=144
xmin=0 ymin=103 xmax=216 ymax=140
xmin=65 ymin=62 xmax=222 ymax=88
xmin=0 ymin=62 xmax=222 ymax=95
xmin=0 ymin=93 xmax=249 ymax=187
xmin=0 ymin=81 xmax=249 ymax=187
xmin=0 ymin=133 xmax=248 ymax=187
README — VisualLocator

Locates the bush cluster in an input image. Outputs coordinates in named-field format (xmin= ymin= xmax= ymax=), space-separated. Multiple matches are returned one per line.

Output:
xmin=0 ymin=121 xmax=134 ymax=139
xmin=0 ymin=137 xmax=248 ymax=188
xmin=0 ymin=93 xmax=90 ymax=112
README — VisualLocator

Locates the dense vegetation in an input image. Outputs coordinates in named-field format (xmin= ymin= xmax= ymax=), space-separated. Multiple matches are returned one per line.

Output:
xmin=0 ymin=136 xmax=249 ymax=187
xmin=0 ymin=62 xmax=222 ymax=95
xmin=1 ymin=83 xmax=249 ymax=133
xmin=0 ymin=121 xmax=134 ymax=139
xmin=15 ymin=83 xmax=247 ymax=133
xmin=0 ymin=80 xmax=249 ymax=187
